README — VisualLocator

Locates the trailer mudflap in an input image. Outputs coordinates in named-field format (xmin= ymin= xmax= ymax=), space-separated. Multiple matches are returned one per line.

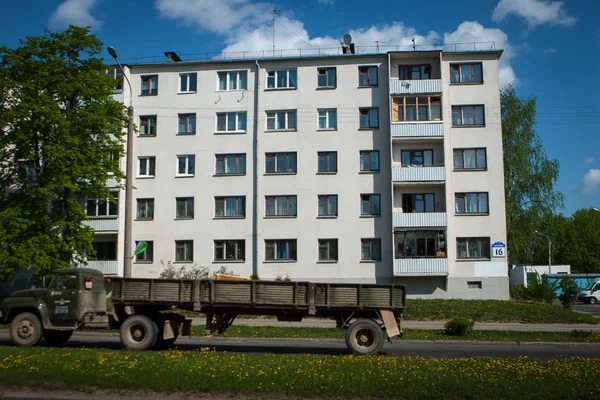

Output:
xmin=182 ymin=319 xmax=192 ymax=336
xmin=380 ymin=310 xmax=400 ymax=338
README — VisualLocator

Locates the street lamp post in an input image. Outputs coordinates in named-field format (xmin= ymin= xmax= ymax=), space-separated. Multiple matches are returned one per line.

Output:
xmin=108 ymin=46 xmax=134 ymax=278
xmin=535 ymin=230 xmax=551 ymax=275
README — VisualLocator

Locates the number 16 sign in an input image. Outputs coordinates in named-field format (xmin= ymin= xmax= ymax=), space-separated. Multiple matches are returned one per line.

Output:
xmin=492 ymin=242 xmax=506 ymax=258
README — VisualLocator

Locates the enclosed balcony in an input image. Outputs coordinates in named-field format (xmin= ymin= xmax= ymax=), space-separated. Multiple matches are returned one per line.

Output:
xmin=393 ymin=212 xmax=447 ymax=228
xmin=390 ymin=79 xmax=442 ymax=95
xmin=393 ymin=229 xmax=448 ymax=276
xmin=394 ymin=258 xmax=448 ymax=276
xmin=391 ymin=122 xmax=444 ymax=138
xmin=389 ymin=55 xmax=442 ymax=95
xmin=82 ymin=218 xmax=119 ymax=233
xmin=392 ymin=146 xmax=445 ymax=183
xmin=393 ymin=190 xmax=447 ymax=228
xmin=83 ymin=260 xmax=118 ymax=276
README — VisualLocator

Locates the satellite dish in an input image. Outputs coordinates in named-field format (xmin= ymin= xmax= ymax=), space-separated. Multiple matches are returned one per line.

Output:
xmin=342 ymin=33 xmax=352 ymax=46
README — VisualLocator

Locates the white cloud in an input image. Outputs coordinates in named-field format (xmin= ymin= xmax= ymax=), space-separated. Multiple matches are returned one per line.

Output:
xmin=543 ymin=48 xmax=556 ymax=54
xmin=49 ymin=0 xmax=103 ymax=30
xmin=584 ymin=157 xmax=595 ymax=165
xmin=577 ymin=169 xmax=600 ymax=196
xmin=317 ymin=0 xmax=335 ymax=5
xmin=492 ymin=0 xmax=576 ymax=28
xmin=444 ymin=21 xmax=517 ymax=88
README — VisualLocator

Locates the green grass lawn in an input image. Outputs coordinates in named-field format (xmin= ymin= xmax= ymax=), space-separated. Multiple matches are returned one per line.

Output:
xmin=1 ymin=347 xmax=598 ymax=399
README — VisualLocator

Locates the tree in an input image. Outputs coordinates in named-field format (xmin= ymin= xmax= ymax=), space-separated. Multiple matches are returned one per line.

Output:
xmin=501 ymin=85 xmax=564 ymax=265
xmin=0 ymin=26 xmax=126 ymax=280
xmin=569 ymin=208 xmax=600 ymax=273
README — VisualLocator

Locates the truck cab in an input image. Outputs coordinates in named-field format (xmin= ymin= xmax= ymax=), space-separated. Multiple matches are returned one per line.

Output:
xmin=0 ymin=268 xmax=109 ymax=346
xmin=577 ymin=278 xmax=600 ymax=304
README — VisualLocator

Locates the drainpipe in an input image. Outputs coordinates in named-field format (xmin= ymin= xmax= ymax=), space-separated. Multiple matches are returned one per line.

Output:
xmin=252 ymin=60 xmax=260 ymax=276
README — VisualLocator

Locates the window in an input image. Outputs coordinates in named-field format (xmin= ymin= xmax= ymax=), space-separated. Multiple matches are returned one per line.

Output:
xmin=216 ymin=154 xmax=246 ymax=175
xmin=317 ymin=67 xmax=336 ymax=88
xmin=86 ymin=194 xmax=118 ymax=217
xmin=215 ymin=196 xmax=245 ymax=218
xmin=178 ymin=114 xmax=196 ymax=135
xmin=454 ymin=148 xmax=487 ymax=170
xmin=361 ymin=239 xmax=381 ymax=261
xmin=468 ymin=281 xmax=483 ymax=289
xmin=265 ymin=239 xmax=297 ymax=261
xmin=452 ymin=105 xmax=485 ymax=126
xmin=175 ymin=240 xmax=193 ymax=262
xmin=141 ymin=75 xmax=158 ymax=95
xmin=179 ymin=73 xmax=197 ymax=93
xmin=218 ymin=71 xmax=248 ymax=91
xmin=359 ymin=108 xmax=379 ymax=129
xmin=318 ymin=195 xmax=338 ymax=217
xmin=392 ymin=96 xmax=442 ymax=122
xmin=176 ymin=197 xmax=194 ymax=219
xmin=401 ymin=150 xmax=434 ymax=167
xmin=265 ymin=196 xmax=297 ymax=217
xmin=214 ymin=240 xmax=245 ymax=261
xmin=91 ymin=241 xmax=116 ymax=261
xmin=135 ymin=240 xmax=153 ymax=262
xmin=216 ymin=112 xmax=247 ymax=133
xmin=139 ymin=116 xmax=157 ymax=136
xmin=266 ymin=69 xmax=297 ymax=89
xmin=318 ymin=152 xmax=337 ymax=173
xmin=358 ymin=66 xmax=378 ymax=87
xmin=395 ymin=231 xmax=446 ymax=258
xmin=402 ymin=193 xmax=435 ymax=213
xmin=399 ymin=64 xmax=432 ymax=80
xmin=265 ymin=152 xmax=297 ymax=174
xmin=457 ymin=237 xmax=490 ymax=260
xmin=450 ymin=63 xmax=483 ymax=84
xmin=138 ymin=156 xmax=156 ymax=177
xmin=318 ymin=109 xmax=337 ymax=130
xmin=177 ymin=155 xmax=195 ymax=176
xmin=455 ymin=192 xmax=489 ymax=214
xmin=360 ymin=151 xmax=380 ymax=172
xmin=361 ymin=194 xmax=381 ymax=216
xmin=136 ymin=198 xmax=154 ymax=220
xmin=318 ymin=239 xmax=338 ymax=261
xmin=266 ymin=110 xmax=297 ymax=131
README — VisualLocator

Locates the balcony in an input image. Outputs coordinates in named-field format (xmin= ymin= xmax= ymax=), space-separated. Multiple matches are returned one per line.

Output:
xmin=82 ymin=260 xmax=118 ymax=276
xmin=83 ymin=218 xmax=119 ymax=233
xmin=390 ymin=79 xmax=442 ymax=95
xmin=394 ymin=258 xmax=448 ymax=276
xmin=391 ymin=122 xmax=444 ymax=138
xmin=393 ymin=212 xmax=447 ymax=228
xmin=393 ymin=166 xmax=445 ymax=183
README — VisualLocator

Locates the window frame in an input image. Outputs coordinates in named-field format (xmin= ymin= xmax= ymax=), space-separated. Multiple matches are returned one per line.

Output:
xmin=140 ymin=75 xmax=158 ymax=96
xmin=398 ymin=64 xmax=432 ymax=80
xmin=359 ymin=150 xmax=380 ymax=172
xmin=139 ymin=115 xmax=157 ymax=137
xmin=216 ymin=112 xmax=247 ymax=133
xmin=317 ymin=109 xmax=337 ymax=130
xmin=402 ymin=193 xmax=436 ymax=213
xmin=318 ymin=195 xmax=338 ymax=217
xmin=265 ymin=152 xmax=297 ymax=174
xmin=179 ymin=72 xmax=197 ymax=93
xmin=137 ymin=156 xmax=156 ymax=178
xmin=134 ymin=240 xmax=153 ymax=262
xmin=265 ymin=195 xmax=297 ymax=218
xmin=359 ymin=107 xmax=379 ymax=129
xmin=318 ymin=239 xmax=338 ymax=262
xmin=215 ymin=154 xmax=246 ymax=176
xmin=175 ymin=197 xmax=195 ymax=220
xmin=361 ymin=238 xmax=382 ymax=261
xmin=452 ymin=105 xmax=485 ymax=127
xmin=266 ymin=69 xmax=297 ymax=90
xmin=214 ymin=240 xmax=245 ymax=262
xmin=317 ymin=151 xmax=337 ymax=174
xmin=317 ymin=67 xmax=336 ymax=89
xmin=176 ymin=154 xmax=195 ymax=177
xmin=91 ymin=241 xmax=117 ymax=261
xmin=215 ymin=196 xmax=246 ymax=219
xmin=217 ymin=70 xmax=248 ymax=91
xmin=392 ymin=96 xmax=442 ymax=122
xmin=175 ymin=240 xmax=194 ymax=262
xmin=401 ymin=149 xmax=434 ymax=167
xmin=358 ymin=66 xmax=378 ymax=87
xmin=136 ymin=198 xmax=154 ymax=220
xmin=360 ymin=194 xmax=381 ymax=216
xmin=455 ymin=192 xmax=489 ymax=215
xmin=265 ymin=239 xmax=297 ymax=261
xmin=395 ymin=230 xmax=446 ymax=259
xmin=450 ymin=63 xmax=483 ymax=84
xmin=453 ymin=148 xmax=487 ymax=170
xmin=178 ymin=113 xmax=196 ymax=135
xmin=457 ymin=237 xmax=491 ymax=260
xmin=86 ymin=192 xmax=118 ymax=218
xmin=266 ymin=110 xmax=297 ymax=132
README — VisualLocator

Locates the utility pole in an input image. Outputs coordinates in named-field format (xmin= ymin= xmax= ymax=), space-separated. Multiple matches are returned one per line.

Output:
xmin=272 ymin=8 xmax=279 ymax=57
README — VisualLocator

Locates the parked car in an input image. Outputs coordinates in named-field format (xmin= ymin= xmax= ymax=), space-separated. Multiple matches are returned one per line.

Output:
xmin=577 ymin=277 xmax=600 ymax=304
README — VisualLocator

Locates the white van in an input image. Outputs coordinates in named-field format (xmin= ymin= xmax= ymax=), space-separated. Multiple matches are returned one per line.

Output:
xmin=577 ymin=278 xmax=600 ymax=304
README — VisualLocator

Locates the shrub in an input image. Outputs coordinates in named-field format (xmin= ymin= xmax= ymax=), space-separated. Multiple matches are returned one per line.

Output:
xmin=558 ymin=277 xmax=579 ymax=309
xmin=510 ymin=274 xmax=558 ymax=304
xmin=250 ymin=273 xmax=260 ymax=280
xmin=444 ymin=317 xmax=474 ymax=336
xmin=152 ymin=261 xmax=239 ymax=280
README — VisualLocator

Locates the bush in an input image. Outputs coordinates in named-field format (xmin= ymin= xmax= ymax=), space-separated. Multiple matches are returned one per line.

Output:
xmin=152 ymin=261 xmax=239 ymax=280
xmin=444 ymin=317 xmax=474 ymax=336
xmin=511 ymin=274 xmax=558 ymax=304
xmin=558 ymin=277 xmax=579 ymax=309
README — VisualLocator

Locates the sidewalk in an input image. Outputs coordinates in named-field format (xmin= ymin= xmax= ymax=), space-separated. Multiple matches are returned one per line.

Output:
xmin=190 ymin=318 xmax=600 ymax=332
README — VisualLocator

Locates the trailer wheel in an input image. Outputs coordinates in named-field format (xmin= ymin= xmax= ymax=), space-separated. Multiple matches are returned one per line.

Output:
xmin=43 ymin=329 xmax=73 ymax=346
xmin=345 ymin=318 xmax=384 ymax=355
xmin=10 ymin=312 xmax=43 ymax=347
xmin=120 ymin=315 xmax=158 ymax=350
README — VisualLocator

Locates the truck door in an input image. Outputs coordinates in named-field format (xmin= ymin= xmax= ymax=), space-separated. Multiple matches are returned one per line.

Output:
xmin=48 ymin=272 xmax=81 ymax=326
xmin=592 ymin=284 xmax=600 ymax=302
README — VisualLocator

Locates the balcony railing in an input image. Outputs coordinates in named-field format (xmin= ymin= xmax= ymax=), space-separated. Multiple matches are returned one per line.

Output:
xmin=390 ymin=79 xmax=442 ymax=95
xmin=83 ymin=218 xmax=119 ymax=233
xmin=394 ymin=258 xmax=448 ymax=276
xmin=391 ymin=122 xmax=444 ymax=138
xmin=393 ymin=212 xmax=447 ymax=228
xmin=393 ymin=166 xmax=445 ymax=182
xmin=80 ymin=260 xmax=119 ymax=276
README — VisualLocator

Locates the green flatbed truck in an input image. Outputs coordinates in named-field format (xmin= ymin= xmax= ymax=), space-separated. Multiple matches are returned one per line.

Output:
xmin=1 ymin=268 xmax=406 ymax=355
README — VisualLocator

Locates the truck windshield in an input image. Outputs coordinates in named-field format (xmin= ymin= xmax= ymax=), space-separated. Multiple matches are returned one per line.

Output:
xmin=584 ymin=280 xmax=599 ymax=290
xmin=49 ymin=274 xmax=78 ymax=290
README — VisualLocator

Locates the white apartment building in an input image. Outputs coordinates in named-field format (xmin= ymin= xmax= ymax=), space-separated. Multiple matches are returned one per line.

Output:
xmin=85 ymin=46 xmax=509 ymax=300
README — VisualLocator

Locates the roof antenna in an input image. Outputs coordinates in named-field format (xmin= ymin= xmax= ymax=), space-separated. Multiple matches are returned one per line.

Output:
xmin=272 ymin=8 xmax=279 ymax=57
xmin=412 ymin=38 xmax=416 ymax=51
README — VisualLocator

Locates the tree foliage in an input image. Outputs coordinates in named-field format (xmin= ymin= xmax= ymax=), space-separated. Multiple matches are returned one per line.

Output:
xmin=501 ymin=85 xmax=564 ymax=265
xmin=0 ymin=26 xmax=126 ymax=280
xmin=569 ymin=209 xmax=600 ymax=273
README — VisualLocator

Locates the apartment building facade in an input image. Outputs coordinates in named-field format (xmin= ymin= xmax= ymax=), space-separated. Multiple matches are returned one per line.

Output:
xmin=85 ymin=48 xmax=509 ymax=300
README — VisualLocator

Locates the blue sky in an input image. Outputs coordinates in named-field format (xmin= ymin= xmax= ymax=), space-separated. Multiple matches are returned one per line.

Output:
xmin=1 ymin=0 xmax=599 ymax=215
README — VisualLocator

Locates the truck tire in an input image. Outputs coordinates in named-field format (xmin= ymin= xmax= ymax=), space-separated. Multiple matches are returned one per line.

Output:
xmin=43 ymin=329 xmax=73 ymax=346
xmin=345 ymin=318 xmax=384 ymax=355
xmin=589 ymin=297 xmax=597 ymax=305
xmin=10 ymin=312 xmax=43 ymax=347
xmin=120 ymin=315 xmax=158 ymax=350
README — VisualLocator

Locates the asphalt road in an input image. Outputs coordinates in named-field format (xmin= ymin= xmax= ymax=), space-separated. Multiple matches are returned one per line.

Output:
xmin=572 ymin=302 xmax=600 ymax=317
xmin=1 ymin=331 xmax=600 ymax=360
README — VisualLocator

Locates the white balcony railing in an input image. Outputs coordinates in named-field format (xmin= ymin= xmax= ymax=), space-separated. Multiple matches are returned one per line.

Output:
xmin=393 ymin=212 xmax=447 ymax=228
xmin=391 ymin=122 xmax=444 ymax=138
xmin=389 ymin=79 xmax=442 ymax=95
xmin=81 ymin=260 xmax=119 ymax=276
xmin=394 ymin=258 xmax=448 ymax=276
xmin=393 ymin=166 xmax=445 ymax=182
xmin=82 ymin=218 xmax=119 ymax=232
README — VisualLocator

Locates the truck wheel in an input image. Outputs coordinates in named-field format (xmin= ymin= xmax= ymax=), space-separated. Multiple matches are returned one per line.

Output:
xmin=120 ymin=315 xmax=158 ymax=350
xmin=10 ymin=312 xmax=43 ymax=347
xmin=345 ymin=318 xmax=384 ymax=355
xmin=43 ymin=330 xmax=73 ymax=346
xmin=589 ymin=297 xmax=597 ymax=305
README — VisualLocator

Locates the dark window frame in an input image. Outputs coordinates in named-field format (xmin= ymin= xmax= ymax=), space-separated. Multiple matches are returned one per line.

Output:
xmin=318 ymin=239 xmax=338 ymax=262
xmin=136 ymin=198 xmax=154 ymax=220
xmin=175 ymin=197 xmax=195 ymax=219
xmin=452 ymin=105 xmax=485 ymax=127
xmin=457 ymin=237 xmax=491 ymax=260
xmin=450 ymin=63 xmax=483 ymax=84
xmin=265 ymin=239 xmax=297 ymax=261
xmin=455 ymin=192 xmax=489 ymax=215
xmin=453 ymin=148 xmax=487 ymax=170
xmin=175 ymin=240 xmax=194 ymax=262
xmin=317 ymin=67 xmax=337 ymax=89
xmin=317 ymin=151 xmax=337 ymax=173
xmin=214 ymin=240 xmax=245 ymax=261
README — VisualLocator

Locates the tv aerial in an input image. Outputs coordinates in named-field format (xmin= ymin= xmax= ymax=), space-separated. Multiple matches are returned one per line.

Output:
xmin=341 ymin=33 xmax=355 ymax=54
